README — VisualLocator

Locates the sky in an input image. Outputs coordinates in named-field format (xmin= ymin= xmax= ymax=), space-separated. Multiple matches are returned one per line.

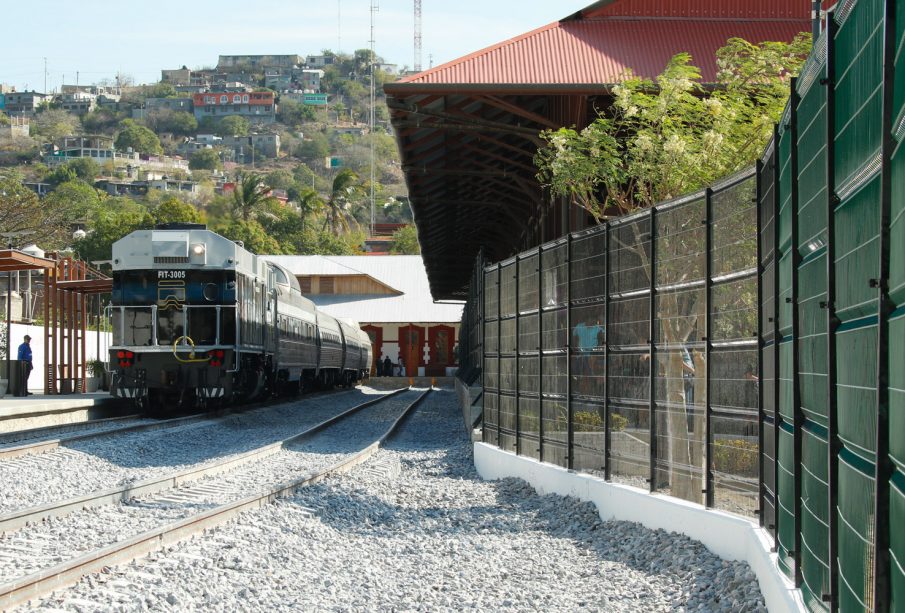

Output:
xmin=2 ymin=1 xmax=591 ymax=92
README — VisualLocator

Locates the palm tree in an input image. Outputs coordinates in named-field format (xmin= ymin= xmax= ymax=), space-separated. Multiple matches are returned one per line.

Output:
xmin=231 ymin=173 xmax=277 ymax=222
xmin=322 ymin=169 xmax=362 ymax=234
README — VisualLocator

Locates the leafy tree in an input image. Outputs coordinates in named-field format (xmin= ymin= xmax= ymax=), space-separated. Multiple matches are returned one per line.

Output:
xmin=74 ymin=202 xmax=153 ymax=263
xmin=533 ymin=35 xmax=810 ymax=501
xmin=0 ymin=111 xmax=9 ymax=127
xmin=57 ymin=158 xmax=100 ymax=183
xmin=390 ymin=224 xmax=420 ymax=254
xmin=115 ymin=119 xmax=162 ymax=154
xmin=45 ymin=179 xmax=107 ymax=221
xmin=231 ymin=173 xmax=278 ymax=221
xmin=0 ymin=177 xmax=70 ymax=249
xmin=321 ymin=169 xmax=362 ymax=234
xmin=152 ymin=196 xmax=204 ymax=225
xmin=535 ymin=34 xmax=811 ymax=219
xmin=218 ymin=115 xmax=250 ymax=137
xmin=276 ymin=99 xmax=317 ymax=128
xmin=81 ymin=108 xmax=125 ymax=135
xmin=218 ymin=218 xmax=281 ymax=255
xmin=31 ymin=109 xmax=79 ymax=142
xmin=295 ymin=132 xmax=329 ymax=162
xmin=263 ymin=169 xmax=294 ymax=191
xmin=189 ymin=148 xmax=222 ymax=171
xmin=146 ymin=110 xmax=197 ymax=137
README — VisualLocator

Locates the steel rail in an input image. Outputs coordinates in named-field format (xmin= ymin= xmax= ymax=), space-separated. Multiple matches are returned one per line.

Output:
xmin=0 ymin=388 xmax=359 ymax=461
xmin=0 ymin=388 xmax=408 ymax=534
xmin=0 ymin=386 xmax=429 ymax=611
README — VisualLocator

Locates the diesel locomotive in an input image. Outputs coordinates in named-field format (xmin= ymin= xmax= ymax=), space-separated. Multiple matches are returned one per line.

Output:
xmin=107 ymin=223 xmax=371 ymax=411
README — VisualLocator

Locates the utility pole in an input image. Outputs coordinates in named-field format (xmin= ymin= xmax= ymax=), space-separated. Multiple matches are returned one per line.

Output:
xmin=414 ymin=0 xmax=422 ymax=72
xmin=369 ymin=0 xmax=379 ymax=237
xmin=43 ymin=57 xmax=47 ymax=94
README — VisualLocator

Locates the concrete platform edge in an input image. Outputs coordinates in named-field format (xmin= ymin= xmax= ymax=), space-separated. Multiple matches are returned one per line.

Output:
xmin=473 ymin=442 xmax=806 ymax=613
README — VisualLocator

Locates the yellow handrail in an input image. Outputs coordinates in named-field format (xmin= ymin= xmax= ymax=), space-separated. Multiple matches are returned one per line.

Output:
xmin=172 ymin=336 xmax=211 ymax=363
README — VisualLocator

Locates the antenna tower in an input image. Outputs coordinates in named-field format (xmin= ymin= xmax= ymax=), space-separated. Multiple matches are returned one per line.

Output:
xmin=369 ymin=0 xmax=379 ymax=237
xmin=414 ymin=0 xmax=423 ymax=72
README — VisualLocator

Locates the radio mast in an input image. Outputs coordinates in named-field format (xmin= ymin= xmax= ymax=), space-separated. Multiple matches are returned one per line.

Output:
xmin=414 ymin=0 xmax=423 ymax=72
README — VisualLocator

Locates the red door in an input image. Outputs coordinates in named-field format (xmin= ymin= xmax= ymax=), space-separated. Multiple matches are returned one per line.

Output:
xmin=428 ymin=325 xmax=455 ymax=375
xmin=399 ymin=325 xmax=423 ymax=377
xmin=362 ymin=325 xmax=382 ymax=375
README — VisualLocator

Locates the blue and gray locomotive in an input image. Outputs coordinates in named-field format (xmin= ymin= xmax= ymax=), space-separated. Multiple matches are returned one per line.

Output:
xmin=107 ymin=223 xmax=371 ymax=411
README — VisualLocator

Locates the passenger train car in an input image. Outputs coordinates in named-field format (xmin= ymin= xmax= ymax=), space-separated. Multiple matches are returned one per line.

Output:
xmin=107 ymin=223 xmax=371 ymax=411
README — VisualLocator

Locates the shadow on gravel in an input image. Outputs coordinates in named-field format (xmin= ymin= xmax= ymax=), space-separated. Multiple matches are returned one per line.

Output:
xmin=279 ymin=387 xmax=752 ymax=610
xmin=57 ymin=388 xmax=377 ymax=469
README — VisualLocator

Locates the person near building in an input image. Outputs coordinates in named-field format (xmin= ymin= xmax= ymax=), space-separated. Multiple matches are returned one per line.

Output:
xmin=16 ymin=335 xmax=33 ymax=396
xmin=383 ymin=355 xmax=393 ymax=377
xmin=396 ymin=356 xmax=405 ymax=377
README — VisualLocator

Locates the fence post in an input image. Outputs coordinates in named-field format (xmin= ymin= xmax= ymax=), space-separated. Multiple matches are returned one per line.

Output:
xmin=704 ymin=187 xmax=714 ymax=508
xmin=772 ymin=122 xmax=782 ymax=554
xmin=824 ymin=15 xmax=840 ymax=611
xmin=515 ymin=257 xmax=521 ymax=455
xmin=566 ymin=233 xmax=574 ymax=470
xmin=789 ymin=77 xmax=804 ymax=589
xmin=756 ymin=158 xmax=766 ymax=527
xmin=538 ymin=246 xmax=544 ymax=461
xmin=648 ymin=208 xmax=657 ymax=492
xmin=873 ymin=0 xmax=897 ymax=609
xmin=604 ymin=223 xmax=612 ymax=481
xmin=497 ymin=265 xmax=502 ymax=445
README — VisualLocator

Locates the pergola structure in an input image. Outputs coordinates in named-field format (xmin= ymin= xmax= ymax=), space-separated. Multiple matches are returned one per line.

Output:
xmin=0 ymin=249 xmax=110 ymax=394
xmin=385 ymin=0 xmax=813 ymax=300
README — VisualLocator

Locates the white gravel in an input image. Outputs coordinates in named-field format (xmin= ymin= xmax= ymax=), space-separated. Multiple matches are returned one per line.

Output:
xmin=26 ymin=388 xmax=766 ymax=612
xmin=0 ymin=387 xmax=390 ymax=515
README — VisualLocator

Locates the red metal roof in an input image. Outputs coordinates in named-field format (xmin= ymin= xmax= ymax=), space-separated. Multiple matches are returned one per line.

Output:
xmin=581 ymin=0 xmax=811 ymax=20
xmin=399 ymin=19 xmax=808 ymax=85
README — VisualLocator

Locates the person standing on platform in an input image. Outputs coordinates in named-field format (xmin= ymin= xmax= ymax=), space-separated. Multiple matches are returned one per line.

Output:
xmin=16 ymin=335 xmax=33 ymax=396
xmin=383 ymin=355 xmax=393 ymax=378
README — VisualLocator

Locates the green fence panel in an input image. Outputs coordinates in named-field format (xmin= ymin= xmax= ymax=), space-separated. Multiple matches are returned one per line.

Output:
xmin=801 ymin=426 xmax=831 ymax=610
xmin=892 ymin=476 xmax=905 ymax=611
xmin=834 ymin=0 xmax=884 ymax=189
xmin=837 ymin=455 xmax=876 ymax=612
xmin=778 ymin=424 xmax=797 ymax=577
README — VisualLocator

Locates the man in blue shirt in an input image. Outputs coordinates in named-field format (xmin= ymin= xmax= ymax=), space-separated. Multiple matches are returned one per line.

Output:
xmin=16 ymin=335 xmax=33 ymax=396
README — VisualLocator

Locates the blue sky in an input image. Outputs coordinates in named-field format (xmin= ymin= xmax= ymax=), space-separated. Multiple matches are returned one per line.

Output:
xmin=2 ymin=1 xmax=590 ymax=92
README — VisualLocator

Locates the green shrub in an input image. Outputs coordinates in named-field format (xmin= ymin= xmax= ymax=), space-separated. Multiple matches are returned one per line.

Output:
xmin=713 ymin=439 xmax=758 ymax=477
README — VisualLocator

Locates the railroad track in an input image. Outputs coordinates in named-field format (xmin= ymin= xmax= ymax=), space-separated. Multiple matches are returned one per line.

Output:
xmin=0 ymin=414 xmax=143 ymax=447
xmin=0 ymin=387 xmax=428 ymax=611
xmin=0 ymin=387 xmax=360 ymax=462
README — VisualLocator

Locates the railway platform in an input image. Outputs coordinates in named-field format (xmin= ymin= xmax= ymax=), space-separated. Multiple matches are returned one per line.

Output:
xmin=0 ymin=392 xmax=128 ymax=434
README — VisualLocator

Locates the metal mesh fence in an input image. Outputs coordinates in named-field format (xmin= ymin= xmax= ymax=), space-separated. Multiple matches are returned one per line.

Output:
xmin=753 ymin=1 xmax=900 ymax=610
xmin=467 ymin=2 xmax=902 ymax=609
xmin=482 ymin=169 xmax=760 ymax=513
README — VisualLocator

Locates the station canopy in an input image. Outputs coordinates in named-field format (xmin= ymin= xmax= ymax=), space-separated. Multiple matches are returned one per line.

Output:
xmin=385 ymin=0 xmax=814 ymax=300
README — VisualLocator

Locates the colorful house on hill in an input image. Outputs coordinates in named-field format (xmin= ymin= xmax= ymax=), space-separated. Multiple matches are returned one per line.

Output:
xmin=261 ymin=255 xmax=463 ymax=377
xmin=385 ymin=0 xmax=815 ymax=300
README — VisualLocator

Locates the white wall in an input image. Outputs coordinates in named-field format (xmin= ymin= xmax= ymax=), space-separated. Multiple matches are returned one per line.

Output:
xmin=3 ymin=322 xmax=112 ymax=393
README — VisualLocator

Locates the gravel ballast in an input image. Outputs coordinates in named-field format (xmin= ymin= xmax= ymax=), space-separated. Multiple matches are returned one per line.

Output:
xmin=28 ymin=388 xmax=766 ymax=612
xmin=0 ymin=388 xmax=390 ymax=515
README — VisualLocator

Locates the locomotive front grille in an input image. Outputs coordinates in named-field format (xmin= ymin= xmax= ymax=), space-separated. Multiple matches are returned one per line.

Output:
xmin=154 ymin=256 xmax=190 ymax=264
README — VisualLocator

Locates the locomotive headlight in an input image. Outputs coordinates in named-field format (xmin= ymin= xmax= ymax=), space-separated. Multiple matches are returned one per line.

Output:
xmin=190 ymin=243 xmax=206 ymax=264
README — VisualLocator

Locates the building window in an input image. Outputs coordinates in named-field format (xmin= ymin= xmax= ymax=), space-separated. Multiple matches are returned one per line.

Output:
xmin=220 ymin=95 xmax=228 ymax=104
xmin=242 ymin=94 xmax=249 ymax=103
xmin=320 ymin=277 xmax=334 ymax=294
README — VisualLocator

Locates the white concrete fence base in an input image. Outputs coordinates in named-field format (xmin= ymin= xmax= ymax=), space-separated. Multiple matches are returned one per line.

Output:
xmin=473 ymin=442 xmax=806 ymax=613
